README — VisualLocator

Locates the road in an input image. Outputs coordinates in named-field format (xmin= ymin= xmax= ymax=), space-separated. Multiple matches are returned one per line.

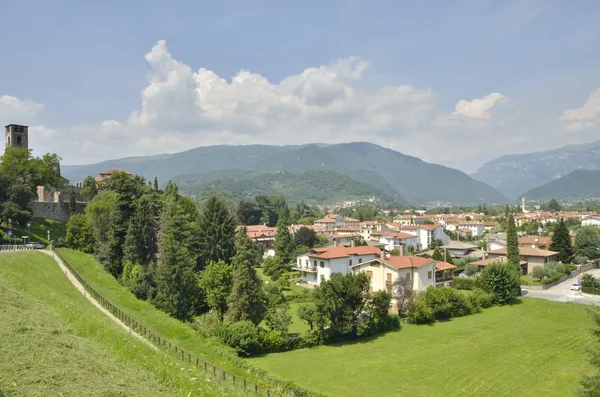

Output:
xmin=522 ymin=268 xmax=600 ymax=307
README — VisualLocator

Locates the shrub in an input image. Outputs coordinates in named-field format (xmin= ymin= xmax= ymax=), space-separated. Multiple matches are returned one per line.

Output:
xmin=219 ymin=321 xmax=260 ymax=356
xmin=464 ymin=263 xmax=479 ymax=277
xmin=471 ymin=288 xmax=494 ymax=309
xmin=408 ymin=297 xmax=435 ymax=324
xmin=531 ymin=266 xmax=549 ymax=280
xmin=453 ymin=277 xmax=476 ymax=290
xmin=480 ymin=262 xmax=520 ymax=305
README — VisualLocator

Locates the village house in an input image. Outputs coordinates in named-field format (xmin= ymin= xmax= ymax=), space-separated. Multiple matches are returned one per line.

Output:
xmin=237 ymin=225 xmax=277 ymax=248
xmin=582 ymin=216 xmax=600 ymax=227
xmin=360 ymin=221 xmax=388 ymax=241
xmin=518 ymin=235 xmax=551 ymax=250
xmin=457 ymin=221 xmax=485 ymax=237
xmin=378 ymin=232 xmax=419 ymax=253
xmin=484 ymin=232 xmax=507 ymax=251
xmin=440 ymin=241 xmax=481 ymax=259
xmin=472 ymin=256 xmax=528 ymax=273
xmin=399 ymin=224 xmax=451 ymax=250
xmin=484 ymin=247 xmax=559 ymax=274
xmin=294 ymin=245 xmax=381 ymax=286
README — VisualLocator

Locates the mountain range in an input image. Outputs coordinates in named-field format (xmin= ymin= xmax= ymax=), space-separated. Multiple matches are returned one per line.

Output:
xmin=471 ymin=140 xmax=600 ymax=200
xmin=61 ymin=142 xmax=508 ymax=206
xmin=522 ymin=170 xmax=600 ymax=201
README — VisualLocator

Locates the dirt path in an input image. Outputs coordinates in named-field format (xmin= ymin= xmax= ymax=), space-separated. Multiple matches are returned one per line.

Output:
xmin=39 ymin=250 xmax=156 ymax=350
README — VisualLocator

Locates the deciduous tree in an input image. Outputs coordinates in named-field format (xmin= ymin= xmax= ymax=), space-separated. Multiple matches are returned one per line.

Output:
xmin=198 ymin=260 xmax=233 ymax=321
xmin=575 ymin=227 xmax=600 ymax=260
xmin=66 ymin=214 xmax=95 ymax=254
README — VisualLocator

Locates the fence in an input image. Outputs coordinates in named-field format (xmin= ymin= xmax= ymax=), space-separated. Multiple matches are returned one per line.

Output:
xmin=0 ymin=245 xmax=37 ymax=252
xmin=51 ymin=248 xmax=285 ymax=397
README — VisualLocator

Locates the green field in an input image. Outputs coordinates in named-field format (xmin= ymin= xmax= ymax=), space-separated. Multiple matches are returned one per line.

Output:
xmin=57 ymin=248 xmax=275 ymax=388
xmin=252 ymin=299 xmax=597 ymax=397
xmin=0 ymin=217 xmax=66 ymax=245
xmin=0 ymin=251 xmax=243 ymax=396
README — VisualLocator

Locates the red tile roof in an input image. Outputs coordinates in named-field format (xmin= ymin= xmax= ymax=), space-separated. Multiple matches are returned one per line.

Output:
xmin=518 ymin=236 xmax=551 ymax=246
xmin=487 ymin=247 xmax=558 ymax=257
xmin=435 ymin=261 xmax=457 ymax=271
xmin=306 ymin=246 xmax=381 ymax=259
xmin=382 ymin=256 xmax=434 ymax=270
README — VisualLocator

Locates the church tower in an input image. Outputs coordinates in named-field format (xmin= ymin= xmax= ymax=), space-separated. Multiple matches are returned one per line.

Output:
xmin=5 ymin=124 xmax=29 ymax=151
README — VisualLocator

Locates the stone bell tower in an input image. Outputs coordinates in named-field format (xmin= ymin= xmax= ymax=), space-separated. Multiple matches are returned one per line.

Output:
xmin=5 ymin=124 xmax=29 ymax=151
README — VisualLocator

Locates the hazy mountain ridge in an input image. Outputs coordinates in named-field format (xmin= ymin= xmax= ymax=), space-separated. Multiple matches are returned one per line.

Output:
xmin=62 ymin=142 xmax=508 ymax=205
xmin=471 ymin=140 xmax=600 ymax=200
xmin=522 ymin=170 xmax=600 ymax=201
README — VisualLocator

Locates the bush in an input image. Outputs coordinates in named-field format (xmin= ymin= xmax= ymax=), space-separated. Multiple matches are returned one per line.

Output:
xmin=408 ymin=297 xmax=435 ymax=324
xmin=219 ymin=321 xmax=260 ymax=356
xmin=480 ymin=262 xmax=520 ymax=305
xmin=453 ymin=277 xmax=476 ymax=290
xmin=531 ymin=266 xmax=549 ymax=280
xmin=408 ymin=287 xmax=479 ymax=324
xmin=471 ymin=288 xmax=494 ymax=309
xmin=464 ymin=263 xmax=479 ymax=277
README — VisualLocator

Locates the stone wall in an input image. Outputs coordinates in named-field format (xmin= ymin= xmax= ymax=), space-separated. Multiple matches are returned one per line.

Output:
xmin=30 ymin=201 xmax=87 ymax=222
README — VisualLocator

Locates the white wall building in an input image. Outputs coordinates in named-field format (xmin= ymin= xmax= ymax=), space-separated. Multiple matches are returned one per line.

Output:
xmin=294 ymin=246 xmax=381 ymax=286
xmin=399 ymin=225 xmax=450 ymax=250
xmin=582 ymin=216 xmax=600 ymax=227
xmin=378 ymin=232 xmax=419 ymax=252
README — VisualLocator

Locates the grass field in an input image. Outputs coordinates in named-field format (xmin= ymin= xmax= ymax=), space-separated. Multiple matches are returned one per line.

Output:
xmin=251 ymin=299 xmax=597 ymax=397
xmin=0 ymin=217 xmax=66 ymax=245
xmin=0 ymin=251 xmax=243 ymax=396
xmin=57 ymin=248 xmax=275 ymax=388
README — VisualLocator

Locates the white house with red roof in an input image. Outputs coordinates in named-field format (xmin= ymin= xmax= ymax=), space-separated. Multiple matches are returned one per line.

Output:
xmin=379 ymin=232 xmax=419 ymax=253
xmin=294 ymin=245 xmax=382 ymax=286
xmin=399 ymin=224 xmax=450 ymax=250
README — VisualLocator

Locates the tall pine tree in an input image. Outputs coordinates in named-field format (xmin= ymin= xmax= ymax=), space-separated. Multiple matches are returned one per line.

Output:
xmin=506 ymin=213 xmax=520 ymax=269
xmin=549 ymin=218 xmax=574 ymax=263
xmin=227 ymin=227 xmax=266 ymax=325
xmin=198 ymin=194 xmax=236 ymax=270
xmin=153 ymin=193 xmax=199 ymax=321
xmin=275 ymin=208 xmax=295 ymax=266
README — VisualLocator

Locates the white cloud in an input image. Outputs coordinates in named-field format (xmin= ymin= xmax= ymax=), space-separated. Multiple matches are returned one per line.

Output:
xmin=0 ymin=95 xmax=44 ymax=125
xmin=453 ymin=93 xmax=508 ymax=119
xmin=3 ymin=40 xmax=584 ymax=174
xmin=559 ymin=88 xmax=600 ymax=133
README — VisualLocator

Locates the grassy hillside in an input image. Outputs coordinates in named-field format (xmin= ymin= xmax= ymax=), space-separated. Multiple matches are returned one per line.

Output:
xmin=174 ymin=169 xmax=405 ymax=205
xmin=523 ymin=170 xmax=600 ymax=200
xmin=56 ymin=249 xmax=277 ymax=390
xmin=251 ymin=298 xmax=595 ymax=397
xmin=0 ymin=218 xmax=66 ymax=245
xmin=0 ymin=251 xmax=243 ymax=396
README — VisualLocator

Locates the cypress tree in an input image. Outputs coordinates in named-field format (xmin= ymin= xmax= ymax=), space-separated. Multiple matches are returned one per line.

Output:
xmin=227 ymin=227 xmax=266 ymax=325
xmin=153 ymin=176 xmax=159 ymax=191
xmin=549 ymin=218 xmax=574 ymax=263
xmin=431 ymin=248 xmax=443 ymax=261
xmin=153 ymin=196 xmax=199 ymax=321
xmin=275 ymin=208 xmax=295 ymax=266
xmin=198 ymin=194 xmax=236 ymax=269
xmin=506 ymin=213 xmax=520 ymax=269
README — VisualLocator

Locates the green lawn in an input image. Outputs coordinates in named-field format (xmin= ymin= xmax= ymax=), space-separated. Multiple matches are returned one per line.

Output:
xmin=57 ymin=248 xmax=275 ymax=389
xmin=251 ymin=299 xmax=597 ymax=397
xmin=0 ymin=251 xmax=243 ymax=397
xmin=0 ymin=217 xmax=66 ymax=245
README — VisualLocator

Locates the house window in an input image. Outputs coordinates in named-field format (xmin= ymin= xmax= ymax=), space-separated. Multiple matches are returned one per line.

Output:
xmin=387 ymin=273 xmax=392 ymax=283
xmin=358 ymin=258 xmax=362 ymax=264
xmin=366 ymin=270 xmax=373 ymax=279
xmin=386 ymin=273 xmax=392 ymax=293
xmin=320 ymin=261 xmax=325 ymax=268
xmin=16 ymin=136 xmax=22 ymax=145
xmin=349 ymin=259 xmax=353 ymax=266
xmin=314 ymin=260 xmax=317 ymax=267
xmin=406 ymin=272 xmax=410 ymax=280
xmin=428 ymin=271 xmax=432 ymax=280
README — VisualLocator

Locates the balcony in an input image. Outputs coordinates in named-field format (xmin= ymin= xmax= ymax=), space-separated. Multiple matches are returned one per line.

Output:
xmin=293 ymin=265 xmax=318 ymax=273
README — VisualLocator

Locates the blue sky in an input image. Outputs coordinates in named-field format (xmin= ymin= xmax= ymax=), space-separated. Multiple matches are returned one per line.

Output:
xmin=1 ymin=0 xmax=600 ymax=172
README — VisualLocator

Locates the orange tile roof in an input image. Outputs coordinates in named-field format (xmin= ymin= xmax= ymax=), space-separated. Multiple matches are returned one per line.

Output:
xmin=518 ymin=236 xmax=551 ymax=245
xmin=401 ymin=224 xmax=440 ymax=231
xmin=382 ymin=232 xmax=417 ymax=240
xmin=435 ymin=261 xmax=457 ymax=271
xmin=487 ymin=247 xmax=558 ymax=257
xmin=382 ymin=256 xmax=434 ymax=270
xmin=307 ymin=246 xmax=381 ymax=259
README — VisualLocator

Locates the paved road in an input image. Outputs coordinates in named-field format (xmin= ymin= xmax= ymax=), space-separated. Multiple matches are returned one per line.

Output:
xmin=522 ymin=268 xmax=600 ymax=307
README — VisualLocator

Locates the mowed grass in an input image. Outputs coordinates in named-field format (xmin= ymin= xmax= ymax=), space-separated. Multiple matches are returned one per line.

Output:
xmin=0 ymin=251 xmax=245 ymax=396
xmin=0 ymin=217 xmax=66 ymax=245
xmin=251 ymin=299 xmax=597 ymax=397
xmin=57 ymin=249 xmax=273 ymax=387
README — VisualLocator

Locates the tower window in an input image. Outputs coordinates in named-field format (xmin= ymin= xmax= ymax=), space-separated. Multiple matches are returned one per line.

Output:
xmin=16 ymin=136 xmax=22 ymax=145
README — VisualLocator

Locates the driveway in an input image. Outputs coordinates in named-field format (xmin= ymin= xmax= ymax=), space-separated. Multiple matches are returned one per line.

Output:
xmin=521 ymin=268 xmax=600 ymax=307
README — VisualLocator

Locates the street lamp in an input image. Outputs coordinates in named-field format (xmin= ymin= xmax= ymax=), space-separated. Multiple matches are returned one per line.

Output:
xmin=27 ymin=223 xmax=30 ymax=242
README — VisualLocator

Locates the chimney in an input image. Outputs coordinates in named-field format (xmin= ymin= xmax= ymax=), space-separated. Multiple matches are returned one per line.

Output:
xmin=399 ymin=244 xmax=404 ymax=257
xmin=351 ymin=239 xmax=356 ymax=247
xmin=334 ymin=239 xmax=338 ymax=247
xmin=380 ymin=249 xmax=386 ymax=261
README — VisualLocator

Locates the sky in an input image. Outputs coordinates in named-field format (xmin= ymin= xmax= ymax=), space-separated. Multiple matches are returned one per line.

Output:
xmin=1 ymin=0 xmax=600 ymax=173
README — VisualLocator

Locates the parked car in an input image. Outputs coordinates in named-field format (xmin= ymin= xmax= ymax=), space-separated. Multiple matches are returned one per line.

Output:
xmin=26 ymin=242 xmax=45 ymax=249
xmin=570 ymin=283 xmax=582 ymax=291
